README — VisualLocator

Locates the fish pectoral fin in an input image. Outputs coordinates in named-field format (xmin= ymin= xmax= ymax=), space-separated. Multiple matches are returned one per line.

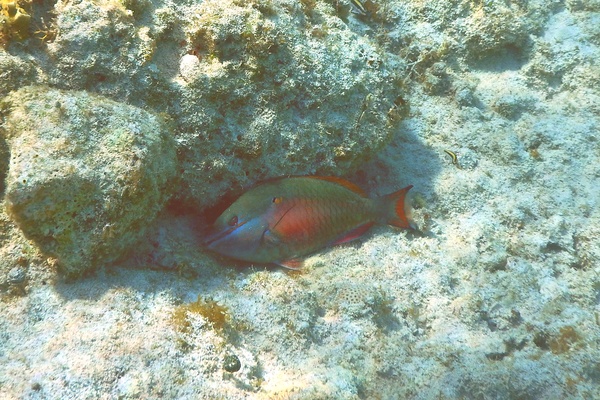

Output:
xmin=277 ymin=258 xmax=304 ymax=270
xmin=331 ymin=222 xmax=375 ymax=246
xmin=261 ymin=229 xmax=281 ymax=246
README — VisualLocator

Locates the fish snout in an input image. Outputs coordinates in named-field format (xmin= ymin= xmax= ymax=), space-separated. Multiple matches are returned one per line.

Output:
xmin=203 ymin=217 xmax=267 ymax=261
xmin=202 ymin=225 xmax=233 ymax=249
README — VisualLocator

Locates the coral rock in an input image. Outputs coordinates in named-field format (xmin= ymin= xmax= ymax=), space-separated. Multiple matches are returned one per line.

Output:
xmin=1 ymin=86 xmax=176 ymax=276
xmin=171 ymin=0 xmax=403 ymax=207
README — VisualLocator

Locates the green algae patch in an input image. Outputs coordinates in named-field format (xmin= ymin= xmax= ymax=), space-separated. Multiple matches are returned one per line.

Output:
xmin=549 ymin=326 xmax=582 ymax=354
xmin=0 ymin=0 xmax=31 ymax=46
xmin=1 ymin=86 xmax=176 ymax=277
xmin=172 ymin=296 xmax=230 ymax=334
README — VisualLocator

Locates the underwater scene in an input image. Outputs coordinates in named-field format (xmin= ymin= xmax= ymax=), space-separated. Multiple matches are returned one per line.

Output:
xmin=1 ymin=0 xmax=599 ymax=398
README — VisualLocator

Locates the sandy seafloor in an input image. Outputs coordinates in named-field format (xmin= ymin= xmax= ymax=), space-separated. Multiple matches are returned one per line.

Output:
xmin=1 ymin=0 xmax=600 ymax=399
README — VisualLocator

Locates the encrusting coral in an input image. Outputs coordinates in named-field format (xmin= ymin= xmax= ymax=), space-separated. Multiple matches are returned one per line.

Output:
xmin=1 ymin=86 xmax=176 ymax=277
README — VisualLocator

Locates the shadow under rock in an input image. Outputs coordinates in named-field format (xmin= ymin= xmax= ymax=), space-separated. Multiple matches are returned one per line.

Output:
xmin=348 ymin=116 xmax=442 ymax=235
xmin=52 ymin=209 xmax=235 ymax=302
xmin=468 ymin=43 xmax=530 ymax=73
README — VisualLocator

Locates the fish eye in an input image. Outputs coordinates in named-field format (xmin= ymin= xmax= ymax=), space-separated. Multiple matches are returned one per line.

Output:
xmin=272 ymin=197 xmax=282 ymax=204
xmin=228 ymin=216 xmax=238 ymax=226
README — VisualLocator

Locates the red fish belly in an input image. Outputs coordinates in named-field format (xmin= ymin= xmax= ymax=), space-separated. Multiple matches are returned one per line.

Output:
xmin=267 ymin=196 xmax=373 ymax=260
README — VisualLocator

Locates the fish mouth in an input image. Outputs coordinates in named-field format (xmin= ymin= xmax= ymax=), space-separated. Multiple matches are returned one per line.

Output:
xmin=203 ymin=220 xmax=247 ymax=248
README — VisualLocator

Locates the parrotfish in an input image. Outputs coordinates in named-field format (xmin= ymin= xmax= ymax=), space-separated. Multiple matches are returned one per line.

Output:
xmin=204 ymin=176 xmax=414 ymax=269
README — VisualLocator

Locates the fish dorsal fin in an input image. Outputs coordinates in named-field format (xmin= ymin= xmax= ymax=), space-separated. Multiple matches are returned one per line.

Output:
xmin=308 ymin=176 xmax=367 ymax=196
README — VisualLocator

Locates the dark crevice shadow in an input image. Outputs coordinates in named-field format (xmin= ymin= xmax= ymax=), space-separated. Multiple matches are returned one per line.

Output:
xmin=52 ymin=206 xmax=277 ymax=302
xmin=468 ymin=43 xmax=530 ymax=73
xmin=0 ymin=133 xmax=9 ymax=197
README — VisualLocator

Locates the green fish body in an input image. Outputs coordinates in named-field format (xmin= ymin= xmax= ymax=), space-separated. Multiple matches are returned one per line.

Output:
xmin=204 ymin=176 xmax=413 ymax=269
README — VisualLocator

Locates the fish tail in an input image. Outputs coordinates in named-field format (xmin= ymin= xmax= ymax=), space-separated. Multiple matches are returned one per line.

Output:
xmin=377 ymin=185 xmax=416 ymax=230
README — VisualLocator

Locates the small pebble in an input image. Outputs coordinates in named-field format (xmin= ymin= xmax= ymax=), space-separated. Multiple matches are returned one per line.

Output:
xmin=179 ymin=54 xmax=201 ymax=83
xmin=7 ymin=266 xmax=26 ymax=285
xmin=223 ymin=353 xmax=241 ymax=373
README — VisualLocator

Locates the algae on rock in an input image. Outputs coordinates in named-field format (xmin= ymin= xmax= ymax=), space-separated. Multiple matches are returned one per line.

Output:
xmin=0 ymin=50 xmax=35 ymax=98
xmin=167 ymin=0 xmax=405 ymax=207
xmin=46 ymin=1 xmax=141 ymax=93
xmin=1 ymin=86 xmax=176 ymax=276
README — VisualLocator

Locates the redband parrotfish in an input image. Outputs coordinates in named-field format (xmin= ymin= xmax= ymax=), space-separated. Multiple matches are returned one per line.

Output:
xmin=204 ymin=176 xmax=414 ymax=269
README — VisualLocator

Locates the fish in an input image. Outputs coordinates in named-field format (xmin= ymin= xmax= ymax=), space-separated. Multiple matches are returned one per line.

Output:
xmin=350 ymin=0 xmax=368 ymax=15
xmin=204 ymin=176 xmax=414 ymax=269
xmin=444 ymin=149 xmax=459 ymax=167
